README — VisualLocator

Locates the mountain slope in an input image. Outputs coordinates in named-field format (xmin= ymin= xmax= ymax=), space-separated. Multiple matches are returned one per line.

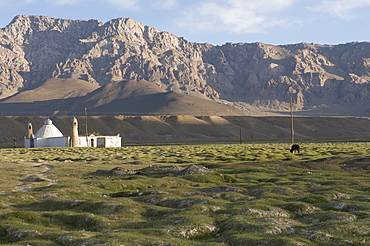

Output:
xmin=0 ymin=78 xmax=99 ymax=115
xmin=65 ymin=80 xmax=246 ymax=116
xmin=2 ymin=78 xmax=99 ymax=103
xmin=0 ymin=78 xmax=246 ymax=116
xmin=2 ymin=115 xmax=370 ymax=144
xmin=2 ymin=15 xmax=370 ymax=115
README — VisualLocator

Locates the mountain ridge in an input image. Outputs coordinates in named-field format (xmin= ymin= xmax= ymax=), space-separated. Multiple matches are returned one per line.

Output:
xmin=2 ymin=15 xmax=370 ymax=116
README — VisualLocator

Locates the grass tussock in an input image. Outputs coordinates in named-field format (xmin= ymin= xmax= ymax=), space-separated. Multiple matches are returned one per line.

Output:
xmin=0 ymin=142 xmax=370 ymax=245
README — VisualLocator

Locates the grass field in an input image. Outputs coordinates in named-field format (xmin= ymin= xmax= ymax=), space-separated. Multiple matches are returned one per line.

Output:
xmin=0 ymin=142 xmax=370 ymax=245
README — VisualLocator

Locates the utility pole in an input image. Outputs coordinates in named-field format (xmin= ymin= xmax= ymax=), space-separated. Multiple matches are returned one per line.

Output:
xmin=84 ymin=107 xmax=88 ymax=145
xmin=239 ymin=127 xmax=242 ymax=144
xmin=290 ymin=97 xmax=294 ymax=144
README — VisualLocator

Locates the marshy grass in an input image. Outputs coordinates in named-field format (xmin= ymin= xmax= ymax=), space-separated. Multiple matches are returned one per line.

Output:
xmin=0 ymin=142 xmax=370 ymax=245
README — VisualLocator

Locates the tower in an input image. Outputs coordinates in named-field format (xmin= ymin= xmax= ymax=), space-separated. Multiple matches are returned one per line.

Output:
xmin=26 ymin=122 xmax=33 ymax=139
xmin=71 ymin=117 xmax=79 ymax=147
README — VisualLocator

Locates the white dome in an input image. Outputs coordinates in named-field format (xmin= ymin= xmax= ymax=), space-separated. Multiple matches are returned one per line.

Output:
xmin=35 ymin=119 xmax=64 ymax=138
xmin=45 ymin=118 xmax=53 ymax=125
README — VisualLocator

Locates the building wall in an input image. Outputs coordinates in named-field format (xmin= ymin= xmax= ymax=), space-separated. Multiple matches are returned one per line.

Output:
xmin=25 ymin=136 xmax=121 ymax=148
xmin=78 ymin=136 xmax=96 ymax=147
xmin=78 ymin=136 xmax=121 ymax=148
xmin=103 ymin=137 xmax=121 ymax=147
xmin=25 ymin=137 xmax=69 ymax=148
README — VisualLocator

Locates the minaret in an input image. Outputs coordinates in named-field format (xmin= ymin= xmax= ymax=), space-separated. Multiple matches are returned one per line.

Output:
xmin=26 ymin=122 xmax=33 ymax=139
xmin=71 ymin=117 xmax=79 ymax=147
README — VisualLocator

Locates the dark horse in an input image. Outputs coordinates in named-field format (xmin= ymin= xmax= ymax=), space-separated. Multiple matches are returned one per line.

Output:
xmin=290 ymin=144 xmax=300 ymax=153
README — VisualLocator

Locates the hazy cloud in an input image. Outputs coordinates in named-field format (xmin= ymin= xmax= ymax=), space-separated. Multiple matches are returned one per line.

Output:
xmin=152 ymin=0 xmax=177 ymax=9
xmin=106 ymin=0 xmax=141 ymax=10
xmin=52 ymin=0 xmax=79 ymax=5
xmin=43 ymin=0 xmax=142 ymax=9
xmin=3 ymin=0 xmax=177 ymax=10
xmin=0 ymin=0 xmax=35 ymax=6
xmin=176 ymin=0 xmax=296 ymax=34
xmin=309 ymin=0 xmax=370 ymax=19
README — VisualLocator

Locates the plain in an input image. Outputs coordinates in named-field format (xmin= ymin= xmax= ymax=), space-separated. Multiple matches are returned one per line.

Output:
xmin=0 ymin=143 xmax=370 ymax=245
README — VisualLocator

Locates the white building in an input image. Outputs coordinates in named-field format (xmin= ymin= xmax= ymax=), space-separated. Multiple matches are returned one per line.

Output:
xmin=24 ymin=118 xmax=121 ymax=148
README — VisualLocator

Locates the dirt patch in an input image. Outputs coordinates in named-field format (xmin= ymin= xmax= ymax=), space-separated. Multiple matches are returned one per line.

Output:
xmin=286 ymin=157 xmax=370 ymax=172
xmin=136 ymin=165 xmax=183 ymax=176
xmin=94 ymin=164 xmax=213 ymax=177
xmin=94 ymin=167 xmax=137 ymax=175
xmin=14 ymin=164 xmax=57 ymax=192
xmin=177 ymin=165 xmax=213 ymax=175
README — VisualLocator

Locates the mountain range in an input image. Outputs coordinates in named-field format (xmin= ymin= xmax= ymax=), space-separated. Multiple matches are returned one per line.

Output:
xmin=2 ymin=15 xmax=370 ymax=116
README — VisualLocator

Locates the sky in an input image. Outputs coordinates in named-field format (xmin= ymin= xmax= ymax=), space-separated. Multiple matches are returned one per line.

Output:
xmin=1 ymin=0 xmax=370 ymax=46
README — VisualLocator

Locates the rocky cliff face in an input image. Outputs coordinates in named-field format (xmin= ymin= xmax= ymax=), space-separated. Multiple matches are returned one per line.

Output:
xmin=2 ymin=15 xmax=370 ymax=114
xmin=203 ymin=42 xmax=370 ymax=110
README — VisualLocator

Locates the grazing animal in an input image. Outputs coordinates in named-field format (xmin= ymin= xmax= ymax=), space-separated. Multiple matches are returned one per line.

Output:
xmin=290 ymin=144 xmax=300 ymax=153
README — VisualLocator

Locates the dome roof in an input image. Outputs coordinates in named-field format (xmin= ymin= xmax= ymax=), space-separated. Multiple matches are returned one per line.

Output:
xmin=45 ymin=118 xmax=53 ymax=125
xmin=35 ymin=119 xmax=64 ymax=138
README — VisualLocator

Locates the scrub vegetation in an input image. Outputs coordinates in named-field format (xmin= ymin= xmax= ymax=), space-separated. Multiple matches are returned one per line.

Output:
xmin=0 ymin=142 xmax=370 ymax=245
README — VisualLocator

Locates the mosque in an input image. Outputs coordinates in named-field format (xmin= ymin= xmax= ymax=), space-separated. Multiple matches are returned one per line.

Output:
xmin=24 ymin=118 xmax=121 ymax=148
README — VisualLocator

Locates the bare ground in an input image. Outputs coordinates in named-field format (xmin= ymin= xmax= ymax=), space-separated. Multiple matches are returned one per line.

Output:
xmin=14 ymin=164 xmax=57 ymax=192
xmin=1 ymin=115 xmax=370 ymax=146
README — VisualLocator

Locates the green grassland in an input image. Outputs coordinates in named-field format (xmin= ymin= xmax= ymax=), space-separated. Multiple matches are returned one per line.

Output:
xmin=0 ymin=143 xmax=370 ymax=245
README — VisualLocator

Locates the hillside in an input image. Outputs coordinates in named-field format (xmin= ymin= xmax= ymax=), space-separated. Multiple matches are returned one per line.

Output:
xmin=2 ymin=16 xmax=370 ymax=116
xmin=71 ymin=80 xmax=246 ymax=116
xmin=2 ymin=115 xmax=370 ymax=145
xmin=0 ymin=79 xmax=246 ymax=116
xmin=2 ymin=78 xmax=99 ymax=103
xmin=0 ymin=78 xmax=100 ymax=115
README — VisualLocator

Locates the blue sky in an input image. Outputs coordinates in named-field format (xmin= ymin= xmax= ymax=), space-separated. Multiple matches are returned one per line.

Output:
xmin=1 ymin=0 xmax=370 ymax=46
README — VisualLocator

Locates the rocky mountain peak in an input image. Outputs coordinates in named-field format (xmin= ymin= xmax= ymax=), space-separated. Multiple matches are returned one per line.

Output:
xmin=2 ymin=15 xmax=370 ymax=115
